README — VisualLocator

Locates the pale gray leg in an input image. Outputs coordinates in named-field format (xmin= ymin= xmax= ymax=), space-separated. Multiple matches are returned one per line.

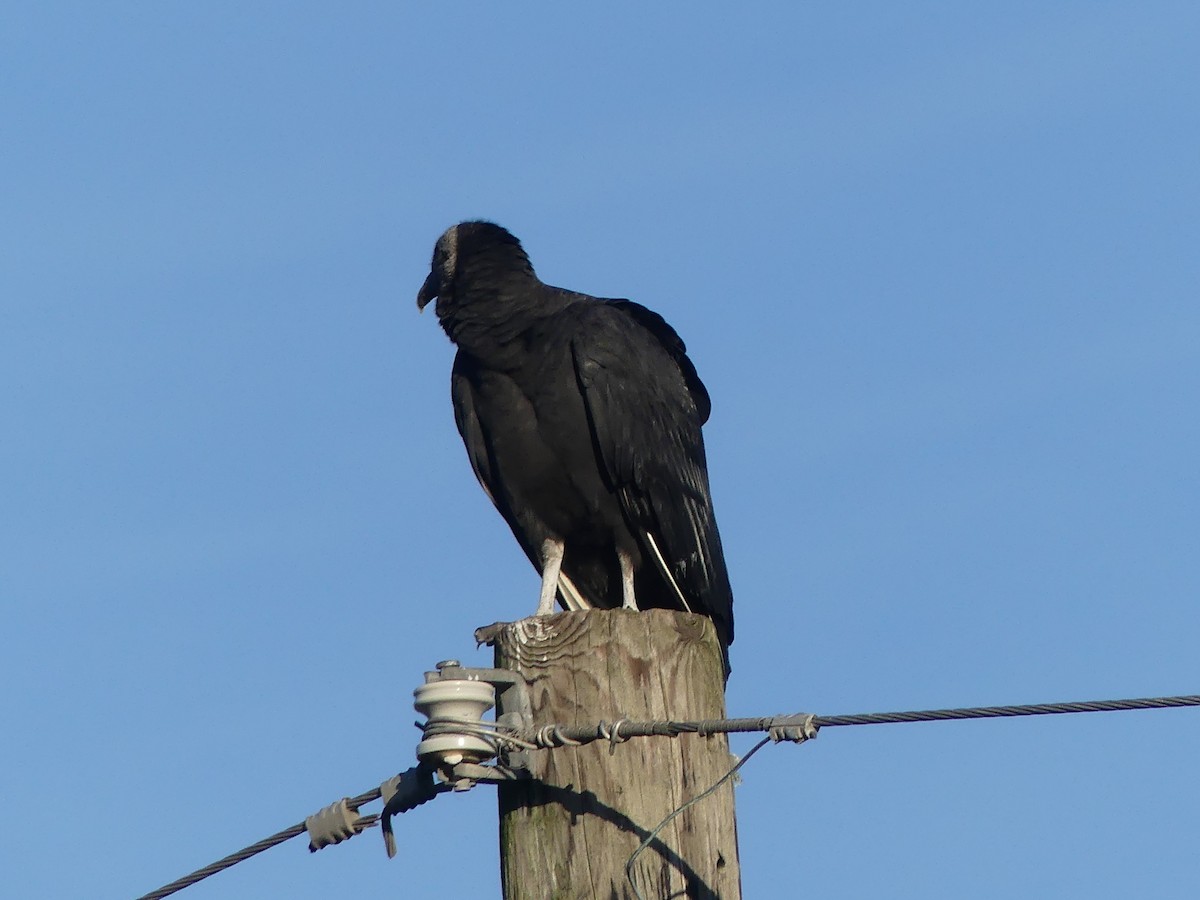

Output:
xmin=618 ymin=548 xmax=638 ymax=610
xmin=536 ymin=538 xmax=566 ymax=617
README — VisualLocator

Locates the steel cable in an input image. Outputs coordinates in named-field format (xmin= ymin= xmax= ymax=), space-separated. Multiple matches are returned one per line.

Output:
xmin=135 ymin=693 xmax=1200 ymax=899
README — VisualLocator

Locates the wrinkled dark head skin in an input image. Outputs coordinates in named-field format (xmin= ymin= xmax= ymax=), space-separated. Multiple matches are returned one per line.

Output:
xmin=415 ymin=225 xmax=458 ymax=312
xmin=416 ymin=220 xmax=533 ymax=314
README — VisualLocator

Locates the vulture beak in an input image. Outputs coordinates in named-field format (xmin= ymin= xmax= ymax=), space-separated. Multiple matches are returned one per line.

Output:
xmin=416 ymin=271 xmax=439 ymax=312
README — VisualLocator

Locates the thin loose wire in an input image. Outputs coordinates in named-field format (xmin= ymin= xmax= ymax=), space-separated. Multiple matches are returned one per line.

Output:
xmin=625 ymin=735 xmax=773 ymax=900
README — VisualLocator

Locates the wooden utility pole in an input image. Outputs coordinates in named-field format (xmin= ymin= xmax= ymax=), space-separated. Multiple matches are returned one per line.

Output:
xmin=486 ymin=608 xmax=740 ymax=900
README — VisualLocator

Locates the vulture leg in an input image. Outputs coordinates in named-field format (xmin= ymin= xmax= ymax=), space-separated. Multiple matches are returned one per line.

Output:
xmin=536 ymin=538 xmax=566 ymax=617
xmin=618 ymin=548 xmax=638 ymax=610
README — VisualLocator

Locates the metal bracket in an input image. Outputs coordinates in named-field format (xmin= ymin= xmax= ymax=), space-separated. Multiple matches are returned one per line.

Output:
xmin=426 ymin=660 xmax=533 ymax=722
xmin=439 ymin=760 xmax=532 ymax=791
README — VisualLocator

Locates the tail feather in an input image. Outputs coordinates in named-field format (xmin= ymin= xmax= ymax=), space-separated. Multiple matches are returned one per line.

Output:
xmin=556 ymin=571 xmax=593 ymax=611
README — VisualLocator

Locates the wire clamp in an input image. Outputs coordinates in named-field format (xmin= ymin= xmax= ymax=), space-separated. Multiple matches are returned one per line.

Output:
xmin=768 ymin=713 xmax=819 ymax=744
xmin=305 ymin=798 xmax=366 ymax=852
xmin=379 ymin=764 xmax=447 ymax=858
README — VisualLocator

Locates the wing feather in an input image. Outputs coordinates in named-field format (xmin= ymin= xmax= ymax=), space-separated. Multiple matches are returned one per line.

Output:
xmin=571 ymin=301 xmax=734 ymax=644
xmin=450 ymin=356 xmax=499 ymax=507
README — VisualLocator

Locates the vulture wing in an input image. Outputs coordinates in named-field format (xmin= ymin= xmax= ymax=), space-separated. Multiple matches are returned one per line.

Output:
xmin=570 ymin=300 xmax=734 ymax=645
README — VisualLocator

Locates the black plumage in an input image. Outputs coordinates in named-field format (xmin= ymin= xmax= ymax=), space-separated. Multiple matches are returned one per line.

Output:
xmin=417 ymin=221 xmax=734 ymax=660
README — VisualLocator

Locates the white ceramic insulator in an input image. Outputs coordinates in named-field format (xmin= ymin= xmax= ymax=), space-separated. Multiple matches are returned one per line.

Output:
xmin=413 ymin=679 xmax=497 ymax=766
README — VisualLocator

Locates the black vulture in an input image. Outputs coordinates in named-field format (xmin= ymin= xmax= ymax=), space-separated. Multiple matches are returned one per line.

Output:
xmin=417 ymin=221 xmax=734 ymax=664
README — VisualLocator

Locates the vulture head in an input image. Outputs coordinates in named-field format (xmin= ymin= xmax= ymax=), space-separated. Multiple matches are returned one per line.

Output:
xmin=416 ymin=220 xmax=534 ymax=315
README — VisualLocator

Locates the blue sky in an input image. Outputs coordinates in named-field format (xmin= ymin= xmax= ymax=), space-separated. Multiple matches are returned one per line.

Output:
xmin=3 ymin=3 xmax=1198 ymax=897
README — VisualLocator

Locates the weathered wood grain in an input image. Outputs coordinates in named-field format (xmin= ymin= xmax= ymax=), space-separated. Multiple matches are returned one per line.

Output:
xmin=491 ymin=609 xmax=740 ymax=900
